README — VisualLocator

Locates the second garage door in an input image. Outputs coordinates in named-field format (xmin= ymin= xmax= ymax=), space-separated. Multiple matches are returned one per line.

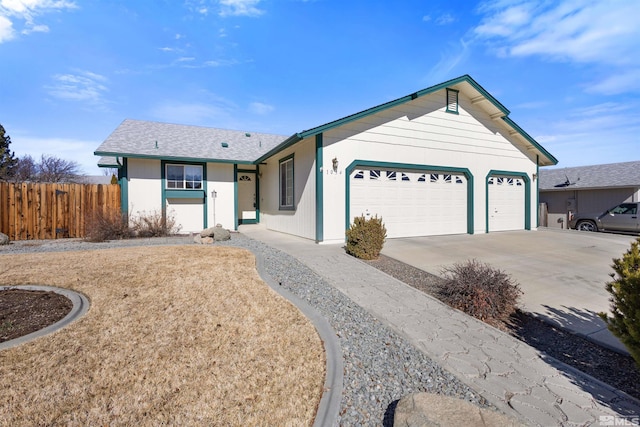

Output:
xmin=487 ymin=175 xmax=525 ymax=232
xmin=350 ymin=168 xmax=468 ymax=238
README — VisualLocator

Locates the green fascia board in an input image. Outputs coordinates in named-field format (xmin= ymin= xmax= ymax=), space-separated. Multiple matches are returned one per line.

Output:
xmin=345 ymin=160 xmax=475 ymax=236
xmin=485 ymin=170 xmax=531 ymax=232
xmin=94 ymin=151 xmax=255 ymax=166
xmin=253 ymin=134 xmax=303 ymax=164
xmin=502 ymin=117 xmax=558 ymax=165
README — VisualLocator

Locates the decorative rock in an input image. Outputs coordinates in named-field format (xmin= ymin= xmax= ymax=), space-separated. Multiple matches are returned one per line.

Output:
xmin=213 ymin=226 xmax=230 ymax=241
xmin=200 ymin=227 xmax=216 ymax=238
xmin=194 ymin=235 xmax=214 ymax=244
xmin=394 ymin=393 xmax=524 ymax=427
xmin=0 ymin=232 xmax=9 ymax=245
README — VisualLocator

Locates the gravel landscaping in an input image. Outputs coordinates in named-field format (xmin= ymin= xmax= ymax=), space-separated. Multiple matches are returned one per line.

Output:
xmin=4 ymin=232 xmax=638 ymax=424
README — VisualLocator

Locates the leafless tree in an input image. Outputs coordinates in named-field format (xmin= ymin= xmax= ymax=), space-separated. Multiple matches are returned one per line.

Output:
xmin=37 ymin=155 xmax=82 ymax=182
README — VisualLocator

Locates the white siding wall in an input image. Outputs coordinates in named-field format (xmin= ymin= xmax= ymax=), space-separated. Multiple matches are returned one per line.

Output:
xmin=207 ymin=163 xmax=235 ymax=230
xmin=127 ymin=158 xmax=162 ymax=219
xmin=320 ymin=90 xmax=538 ymax=241
xmin=260 ymin=138 xmax=316 ymax=240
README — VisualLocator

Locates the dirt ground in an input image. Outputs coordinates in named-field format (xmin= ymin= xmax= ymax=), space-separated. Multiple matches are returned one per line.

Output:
xmin=0 ymin=289 xmax=72 ymax=342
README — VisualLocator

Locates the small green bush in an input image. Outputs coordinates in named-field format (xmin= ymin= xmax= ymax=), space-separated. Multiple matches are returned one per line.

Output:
xmin=599 ymin=238 xmax=640 ymax=368
xmin=345 ymin=215 xmax=387 ymax=260
xmin=84 ymin=210 xmax=132 ymax=242
xmin=438 ymin=259 xmax=522 ymax=327
xmin=131 ymin=210 xmax=181 ymax=237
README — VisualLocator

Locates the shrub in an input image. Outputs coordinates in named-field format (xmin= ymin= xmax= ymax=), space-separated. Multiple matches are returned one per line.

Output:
xmin=345 ymin=215 xmax=387 ymax=260
xmin=131 ymin=210 xmax=181 ymax=237
xmin=84 ymin=210 xmax=132 ymax=242
xmin=599 ymin=238 xmax=640 ymax=368
xmin=438 ymin=259 xmax=522 ymax=327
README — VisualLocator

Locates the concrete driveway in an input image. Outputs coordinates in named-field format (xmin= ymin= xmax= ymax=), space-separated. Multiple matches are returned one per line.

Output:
xmin=381 ymin=227 xmax=638 ymax=353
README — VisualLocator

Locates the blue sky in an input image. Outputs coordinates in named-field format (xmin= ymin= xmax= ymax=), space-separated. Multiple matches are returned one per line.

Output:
xmin=1 ymin=0 xmax=639 ymax=175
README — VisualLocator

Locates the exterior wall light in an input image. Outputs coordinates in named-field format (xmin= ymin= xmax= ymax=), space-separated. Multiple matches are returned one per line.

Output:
xmin=332 ymin=157 xmax=338 ymax=172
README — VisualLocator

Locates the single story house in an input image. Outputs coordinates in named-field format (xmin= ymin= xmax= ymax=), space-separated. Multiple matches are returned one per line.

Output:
xmin=539 ymin=161 xmax=640 ymax=229
xmin=94 ymin=74 xmax=557 ymax=243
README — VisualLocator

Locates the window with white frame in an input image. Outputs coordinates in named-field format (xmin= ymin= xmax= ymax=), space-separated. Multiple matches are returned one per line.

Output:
xmin=166 ymin=164 xmax=203 ymax=189
xmin=279 ymin=155 xmax=294 ymax=209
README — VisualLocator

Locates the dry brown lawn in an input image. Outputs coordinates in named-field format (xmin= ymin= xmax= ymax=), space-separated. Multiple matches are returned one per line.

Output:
xmin=0 ymin=245 xmax=325 ymax=426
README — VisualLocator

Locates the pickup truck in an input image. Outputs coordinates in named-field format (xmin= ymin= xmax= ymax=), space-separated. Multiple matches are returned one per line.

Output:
xmin=569 ymin=202 xmax=640 ymax=233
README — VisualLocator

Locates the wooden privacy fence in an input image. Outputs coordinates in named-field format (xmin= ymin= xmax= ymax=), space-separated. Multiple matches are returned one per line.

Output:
xmin=0 ymin=182 xmax=121 ymax=240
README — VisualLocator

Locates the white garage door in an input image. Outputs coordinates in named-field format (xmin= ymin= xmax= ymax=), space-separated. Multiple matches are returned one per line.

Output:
xmin=350 ymin=168 xmax=467 ymax=238
xmin=488 ymin=176 xmax=525 ymax=232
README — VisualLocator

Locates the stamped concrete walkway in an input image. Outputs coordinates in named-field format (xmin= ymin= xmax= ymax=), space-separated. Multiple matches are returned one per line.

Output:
xmin=239 ymin=225 xmax=640 ymax=427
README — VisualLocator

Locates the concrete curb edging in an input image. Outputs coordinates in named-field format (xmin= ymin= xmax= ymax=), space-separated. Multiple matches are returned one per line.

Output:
xmin=251 ymin=249 xmax=344 ymax=427
xmin=0 ymin=285 xmax=90 ymax=351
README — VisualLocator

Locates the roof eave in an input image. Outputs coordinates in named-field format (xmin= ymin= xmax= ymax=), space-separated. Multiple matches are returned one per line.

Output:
xmin=94 ymin=151 xmax=255 ymax=165
xmin=501 ymin=117 xmax=558 ymax=166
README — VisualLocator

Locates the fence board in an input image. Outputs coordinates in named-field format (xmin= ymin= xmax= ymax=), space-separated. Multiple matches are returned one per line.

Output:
xmin=0 ymin=182 xmax=121 ymax=240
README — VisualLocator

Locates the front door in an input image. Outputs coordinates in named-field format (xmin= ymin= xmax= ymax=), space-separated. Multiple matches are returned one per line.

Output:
xmin=238 ymin=172 xmax=257 ymax=224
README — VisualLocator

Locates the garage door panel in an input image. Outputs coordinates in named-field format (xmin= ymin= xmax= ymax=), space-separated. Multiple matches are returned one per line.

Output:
xmin=488 ymin=176 xmax=525 ymax=232
xmin=350 ymin=168 xmax=467 ymax=238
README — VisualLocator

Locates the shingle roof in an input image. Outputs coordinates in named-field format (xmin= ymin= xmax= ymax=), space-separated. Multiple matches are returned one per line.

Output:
xmin=94 ymin=119 xmax=288 ymax=164
xmin=539 ymin=161 xmax=640 ymax=190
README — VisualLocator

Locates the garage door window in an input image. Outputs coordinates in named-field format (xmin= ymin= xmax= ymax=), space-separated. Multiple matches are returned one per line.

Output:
xmin=279 ymin=155 xmax=294 ymax=210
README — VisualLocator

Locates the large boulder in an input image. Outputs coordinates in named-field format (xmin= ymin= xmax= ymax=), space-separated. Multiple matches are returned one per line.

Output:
xmin=198 ymin=225 xmax=230 ymax=242
xmin=394 ymin=393 xmax=524 ymax=427
xmin=0 ymin=232 xmax=9 ymax=245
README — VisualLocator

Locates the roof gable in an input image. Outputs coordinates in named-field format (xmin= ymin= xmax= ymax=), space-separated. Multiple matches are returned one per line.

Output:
xmin=255 ymin=75 xmax=557 ymax=165
xmin=539 ymin=161 xmax=640 ymax=190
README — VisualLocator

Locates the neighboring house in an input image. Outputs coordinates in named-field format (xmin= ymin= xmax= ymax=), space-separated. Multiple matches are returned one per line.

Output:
xmin=94 ymin=74 xmax=557 ymax=243
xmin=539 ymin=161 xmax=640 ymax=229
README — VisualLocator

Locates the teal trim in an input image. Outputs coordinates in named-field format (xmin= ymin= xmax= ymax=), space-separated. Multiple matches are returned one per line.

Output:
xmin=446 ymin=88 xmax=460 ymax=114
xmin=485 ymin=170 xmax=531 ymax=232
xmin=502 ymin=117 xmax=558 ymax=165
xmin=254 ymin=134 xmax=302 ymax=165
xmin=279 ymin=153 xmax=295 ymax=211
xmin=233 ymin=164 xmax=238 ymax=230
xmin=95 ymin=150 xmax=255 ymax=166
xmin=118 ymin=158 xmax=128 ymax=217
xmin=237 ymin=168 xmax=259 ymax=225
xmin=164 ymin=190 xmax=205 ymax=199
xmin=345 ymin=160 xmax=475 ymax=236
xmin=315 ymin=133 xmax=324 ymax=242
xmin=161 ymin=160 xmax=207 ymax=229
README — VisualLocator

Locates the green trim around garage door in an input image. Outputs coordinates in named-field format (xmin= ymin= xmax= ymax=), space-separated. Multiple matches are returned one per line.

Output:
xmin=161 ymin=160 xmax=208 ymax=230
xmin=485 ymin=170 xmax=530 ymax=233
xmin=345 ymin=160 xmax=475 ymax=236
xmin=315 ymin=134 xmax=324 ymax=243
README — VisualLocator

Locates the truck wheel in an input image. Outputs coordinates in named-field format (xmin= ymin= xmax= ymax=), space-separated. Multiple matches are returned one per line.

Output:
xmin=576 ymin=220 xmax=597 ymax=232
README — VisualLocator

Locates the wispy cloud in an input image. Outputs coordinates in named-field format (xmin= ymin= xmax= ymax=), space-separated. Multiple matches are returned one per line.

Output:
xmin=435 ymin=13 xmax=455 ymax=25
xmin=46 ymin=70 xmax=110 ymax=109
xmin=424 ymin=38 xmax=470 ymax=83
xmin=248 ymin=101 xmax=273 ymax=115
xmin=149 ymin=100 xmax=237 ymax=126
xmin=0 ymin=0 xmax=77 ymax=43
xmin=473 ymin=0 xmax=640 ymax=94
xmin=219 ymin=0 xmax=264 ymax=17
xmin=11 ymin=134 xmax=101 ymax=175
